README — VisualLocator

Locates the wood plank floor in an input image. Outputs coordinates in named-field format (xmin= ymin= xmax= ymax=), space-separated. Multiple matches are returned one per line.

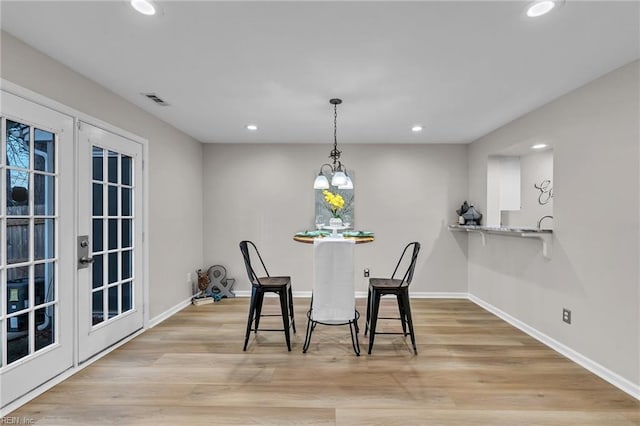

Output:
xmin=9 ymin=298 xmax=640 ymax=425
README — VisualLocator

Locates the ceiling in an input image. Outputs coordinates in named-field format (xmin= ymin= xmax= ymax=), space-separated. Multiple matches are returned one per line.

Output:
xmin=1 ymin=1 xmax=638 ymax=144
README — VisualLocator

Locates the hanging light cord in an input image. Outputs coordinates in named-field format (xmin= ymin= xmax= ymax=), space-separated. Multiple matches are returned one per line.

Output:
xmin=329 ymin=99 xmax=342 ymax=170
xmin=313 ymin=98 xmax=351 ymax=189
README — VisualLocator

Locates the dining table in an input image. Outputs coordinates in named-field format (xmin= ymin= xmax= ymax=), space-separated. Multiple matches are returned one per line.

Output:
xmin=292 ymin=230 xmax=374 ymax=355
xmin=292 ymin=230 xmax=375 ymax=244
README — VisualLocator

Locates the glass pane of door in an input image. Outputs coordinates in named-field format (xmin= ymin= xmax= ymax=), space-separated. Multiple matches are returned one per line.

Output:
xmin=2 ymin=119 xmax=58 ymax=367
xmin=91 ymin=149 xmax=135 ymax=326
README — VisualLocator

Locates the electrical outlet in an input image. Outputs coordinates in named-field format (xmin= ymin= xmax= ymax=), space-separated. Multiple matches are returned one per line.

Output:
xmin=364 ymin=268 xmax=370 ymax=278
xmin=562 ymin=308 xmax=571 ymax=324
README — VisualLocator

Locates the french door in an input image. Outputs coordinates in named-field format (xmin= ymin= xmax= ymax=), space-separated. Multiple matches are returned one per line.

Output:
xmin=0 ymin=91 xmax=74 ymax=407
xmin=77 ymin=122 xmax=144 ymax=362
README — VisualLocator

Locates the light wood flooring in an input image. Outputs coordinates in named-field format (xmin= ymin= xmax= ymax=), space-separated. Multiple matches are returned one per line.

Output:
xmin=9 ymin=298 xmax=640 ymax=425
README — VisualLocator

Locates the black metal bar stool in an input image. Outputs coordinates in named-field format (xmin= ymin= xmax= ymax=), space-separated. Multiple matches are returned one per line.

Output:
xmin=239 ymin=240 xmax=296 ymax=351
xmin=365 ymin=242 xmax=420 ymax=355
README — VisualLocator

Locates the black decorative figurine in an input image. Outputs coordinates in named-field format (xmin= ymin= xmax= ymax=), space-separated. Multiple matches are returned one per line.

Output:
xmin=462 ymin=205 xmax=482 ymax=226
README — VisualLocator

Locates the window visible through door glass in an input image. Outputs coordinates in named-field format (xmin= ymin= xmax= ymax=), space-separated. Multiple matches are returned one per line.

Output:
xmin=34 ymin=129 xmax=55 ymax=173
xmin=6 ymin=120 xmax=30 ymax=169
xmin=108 ymin=151 xmax=118 ymax=184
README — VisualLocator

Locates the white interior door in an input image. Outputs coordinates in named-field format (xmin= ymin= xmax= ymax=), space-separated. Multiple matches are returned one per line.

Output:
xmin=0 ymin=91 xmax=74 ymax=408
xmin=77 ymin=122 xmax=143 ymax=362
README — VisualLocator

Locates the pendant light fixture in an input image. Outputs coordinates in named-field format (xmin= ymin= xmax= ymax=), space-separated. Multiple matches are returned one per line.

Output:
xmin=313 ymin=98 xmax=353 ymax=190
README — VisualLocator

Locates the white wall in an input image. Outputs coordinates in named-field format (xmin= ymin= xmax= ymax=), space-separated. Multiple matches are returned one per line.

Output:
xmin=1 ymin=32 xmax=204 ymax=318
xmin=203 ymin=143 xmax=469 ymax=295
xmin=468 ymin=60 xmax=639 ymax=386
xmin=487 ymin=156 xmax=521 ymax=226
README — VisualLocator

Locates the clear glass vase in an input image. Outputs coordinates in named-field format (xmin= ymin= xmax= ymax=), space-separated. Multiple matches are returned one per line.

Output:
xmin=329 ymin=217 xmax=343 ymax=227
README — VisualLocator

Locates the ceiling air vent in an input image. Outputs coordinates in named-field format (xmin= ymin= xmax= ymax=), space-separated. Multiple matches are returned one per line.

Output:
xmin=141 ymin=92 xmax=169 ymax=106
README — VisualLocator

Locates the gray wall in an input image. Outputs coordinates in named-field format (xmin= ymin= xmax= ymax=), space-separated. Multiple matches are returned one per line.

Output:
xmin=203 ymin=143 xmax=469 ymax=295
xmin=468 ymin=60 xmax=639 ymax=385
xmin=1 ymin=32 xmax=204 ymax=318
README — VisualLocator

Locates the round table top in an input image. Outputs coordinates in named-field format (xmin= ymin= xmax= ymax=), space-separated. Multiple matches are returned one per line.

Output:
xmin=292 ymin=235 xmax=375 ymax=244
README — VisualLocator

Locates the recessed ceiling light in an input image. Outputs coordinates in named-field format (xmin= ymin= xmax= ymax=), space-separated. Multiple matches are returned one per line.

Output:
xmin=411 ymin=125 xmax=423 ymax=132
xmin=531 ymin=143 xmax=548 ymax=150
xmin=130 ymin=0 xmax=156 ymax=16
xmin=246 ymin=124 xmax=258 ymax=131
xmin=526 ymin=0 xmax=556 ymax=18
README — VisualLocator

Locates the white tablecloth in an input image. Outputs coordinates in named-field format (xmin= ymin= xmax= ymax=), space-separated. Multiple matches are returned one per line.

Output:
xmin=312 ymin=237 xmax=355 ymax=323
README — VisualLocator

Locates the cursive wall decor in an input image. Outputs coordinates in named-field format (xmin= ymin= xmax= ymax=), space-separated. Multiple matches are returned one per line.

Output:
xmin=534 ymin=179 xmax=553 ymax=205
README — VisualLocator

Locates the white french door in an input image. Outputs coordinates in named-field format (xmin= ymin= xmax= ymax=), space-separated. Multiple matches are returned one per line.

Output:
xmin=0 ymin=91 xmax=74 ymax=407
xmin=77 ymin=122 xmax=143 ymax=362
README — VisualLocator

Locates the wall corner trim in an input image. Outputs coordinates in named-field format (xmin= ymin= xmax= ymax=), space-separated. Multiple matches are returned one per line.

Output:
xmin=469 ymin=293 xmax=640 ymax=401
xmin=148 ymin=296 xmax=193 ymax=328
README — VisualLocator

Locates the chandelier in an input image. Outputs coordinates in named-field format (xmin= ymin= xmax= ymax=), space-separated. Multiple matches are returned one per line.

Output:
xmin=313 ymin=98 xmax=353 ymax=190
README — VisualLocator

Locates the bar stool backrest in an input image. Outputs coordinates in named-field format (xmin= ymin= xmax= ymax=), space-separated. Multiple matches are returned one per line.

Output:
xmin=390 ymin=242 xmax=421 ymax=287
xmin=239 ymin=240 xmax=270 ymax=286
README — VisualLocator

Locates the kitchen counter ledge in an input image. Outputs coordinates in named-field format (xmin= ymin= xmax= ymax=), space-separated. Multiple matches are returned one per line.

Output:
xmin=448 ymin=224 xmax=552 ymax=259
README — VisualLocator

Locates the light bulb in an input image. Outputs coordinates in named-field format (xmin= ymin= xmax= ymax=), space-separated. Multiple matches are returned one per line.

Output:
xmin=331 ymin=171 xmax=348 ymax=186
xmin=313 ymin=174 xmax=330 ymax=189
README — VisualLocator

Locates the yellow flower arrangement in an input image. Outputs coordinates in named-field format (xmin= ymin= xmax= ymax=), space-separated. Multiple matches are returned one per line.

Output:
xmin=322 ymin=189 xmax=345 ymax=218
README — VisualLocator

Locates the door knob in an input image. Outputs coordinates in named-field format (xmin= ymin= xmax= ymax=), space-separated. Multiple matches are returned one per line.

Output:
xmin=79 ymin=256 xmax=94 ymax=264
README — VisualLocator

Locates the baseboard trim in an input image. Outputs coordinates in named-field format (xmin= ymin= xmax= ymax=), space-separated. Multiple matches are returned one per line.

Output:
xmin=148 ymin=296 xmax=193 ymax=328
xmin=234 ymin=291 xmax=469 ymax=299
xmin=234 ymin=291 xmax=314 ymax=298
xmin=410 ymin=292 xmax=469 ymax=299
xmin=468 ymin=294 xmax=640 ymax=401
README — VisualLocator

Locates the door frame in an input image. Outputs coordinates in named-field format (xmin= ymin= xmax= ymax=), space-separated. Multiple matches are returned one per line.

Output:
xmin=0 ymin=90 xmax=75 ymax=409
xmin=0 ymin=79 xmax=150 ymax=415
xmin=77 ymin=121 xmax=145 ymax=362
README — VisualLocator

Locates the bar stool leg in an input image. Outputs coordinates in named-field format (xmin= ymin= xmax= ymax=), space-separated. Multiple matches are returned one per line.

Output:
xmin=402 ymin=290 xmax=417 ymax=355
xmin=253 ymin=290 xmax=265 ymax=334
xmin=243 ymin=286 xmax=258 ymax=351
xmin=364 ymin=287 xmax=372 ymax=336
xmin=396 ymin=293 xmax=408 ymax=336
xmin=278 ymin=290 xmax=292 ymax=351
xmin=368 ymin=290 xmax=382 ymax=355
xmin=288 ymin=285 xmax=296 ymax=334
